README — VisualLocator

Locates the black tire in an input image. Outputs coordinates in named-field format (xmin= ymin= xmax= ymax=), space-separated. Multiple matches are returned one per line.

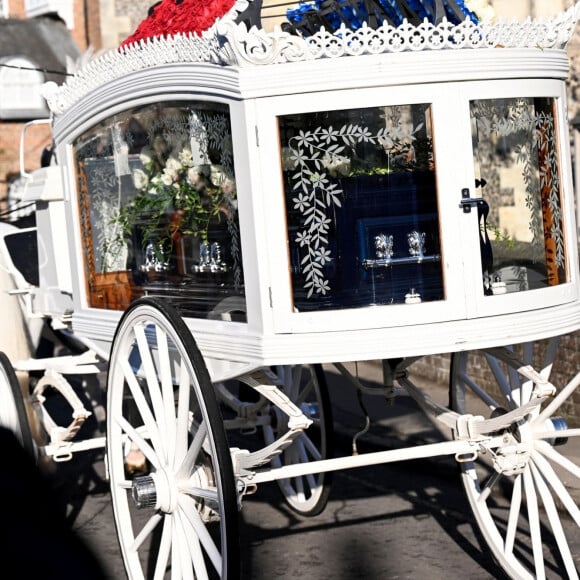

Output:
xmin=0 ymin=351 xmax=34 ymax=457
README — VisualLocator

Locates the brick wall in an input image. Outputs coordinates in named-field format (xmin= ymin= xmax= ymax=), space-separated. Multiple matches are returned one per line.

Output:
xmin=410 ymin=334 xmax=580 ymax=426
xmin=7 ymin=0 xmax=25 ymax=18
xmin=0 ymin=122 xmax=51 ymax=205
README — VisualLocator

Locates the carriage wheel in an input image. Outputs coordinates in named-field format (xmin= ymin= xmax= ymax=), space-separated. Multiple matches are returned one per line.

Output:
xmin=450 ymin=340 xmax=579 ymax=579
xmin=0 ymin=351 xmax=34 ymax=457
xmin=106 ymin=298 xmax=239 ymax=579
xmin=263 ymin=364 xmax=334 ymax=516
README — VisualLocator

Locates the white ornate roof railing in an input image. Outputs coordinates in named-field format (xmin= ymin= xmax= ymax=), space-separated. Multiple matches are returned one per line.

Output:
xmin=43 ymin=1 xmax=580 ymax=115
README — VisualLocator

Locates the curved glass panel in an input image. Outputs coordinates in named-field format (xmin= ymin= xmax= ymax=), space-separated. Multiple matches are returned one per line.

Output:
xmin=279 ymin=103 xmax=442 ymax=312
xmin=73 ymin=101 xmax=245 ymax=321
xmin=470 ymin=97 xmax=568 ymax=296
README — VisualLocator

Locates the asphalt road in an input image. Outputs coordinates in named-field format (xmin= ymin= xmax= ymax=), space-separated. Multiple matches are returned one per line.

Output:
xmin=30 ymin=362 xmax=578 ymax=579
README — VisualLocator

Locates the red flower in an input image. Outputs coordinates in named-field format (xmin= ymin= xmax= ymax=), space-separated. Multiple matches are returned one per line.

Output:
xmin=120 ymin=0 xmax=237 ymax=48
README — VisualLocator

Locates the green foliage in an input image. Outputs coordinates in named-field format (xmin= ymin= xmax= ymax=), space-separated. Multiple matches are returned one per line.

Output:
xmin=483 ymin=222 xmax=516 ymax=249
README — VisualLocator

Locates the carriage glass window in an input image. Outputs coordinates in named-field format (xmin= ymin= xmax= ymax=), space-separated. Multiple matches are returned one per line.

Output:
xmin=73 ymin=101 xmax=246 ymax=321
xmin=279 ymin=103 xmax=442 ymax=312
xmin=470 ymin=97 xmax=567 ymax=296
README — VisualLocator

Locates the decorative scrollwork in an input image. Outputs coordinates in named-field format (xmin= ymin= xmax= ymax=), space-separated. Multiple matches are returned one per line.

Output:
xmin=43 ymin=3 xmax=580 ymax=116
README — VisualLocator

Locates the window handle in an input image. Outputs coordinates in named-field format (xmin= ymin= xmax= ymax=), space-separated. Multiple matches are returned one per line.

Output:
xmin=459 ymin=188 xmax=484 ymax=213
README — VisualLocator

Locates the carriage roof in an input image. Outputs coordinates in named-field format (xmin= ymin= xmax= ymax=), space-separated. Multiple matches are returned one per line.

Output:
xmin=42 ymin=1 xmax=580 ymax=117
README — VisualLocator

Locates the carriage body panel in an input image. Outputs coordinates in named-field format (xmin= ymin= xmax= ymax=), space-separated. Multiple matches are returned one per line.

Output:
xmin=40 ymin=45 xmax=580 ymax=379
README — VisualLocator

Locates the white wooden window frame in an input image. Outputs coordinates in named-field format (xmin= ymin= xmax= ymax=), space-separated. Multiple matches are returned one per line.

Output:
xmin=457 ymin=78 xmax=579 ymax=320
xmin=256 ymin=79 xmax=578 ymax=335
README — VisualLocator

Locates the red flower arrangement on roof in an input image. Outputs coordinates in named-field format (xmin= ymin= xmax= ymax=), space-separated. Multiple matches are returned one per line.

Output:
xmin=120 ymin=0 xmax=237 ymax=48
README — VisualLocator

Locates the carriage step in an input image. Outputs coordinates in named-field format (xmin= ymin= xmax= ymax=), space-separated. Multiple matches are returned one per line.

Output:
xmin=31 ymin=368 xmax=92 ymax=461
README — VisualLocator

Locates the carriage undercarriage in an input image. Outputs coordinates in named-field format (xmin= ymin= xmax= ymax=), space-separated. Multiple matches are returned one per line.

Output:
xmin=2 ymin=296 xmax=578 ymax=579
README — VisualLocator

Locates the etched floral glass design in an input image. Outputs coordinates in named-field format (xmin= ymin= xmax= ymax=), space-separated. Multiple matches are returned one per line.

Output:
xmin=470 ymin=97 xmax=567 ymax=296
xmin=73 ymin=101 xmax=245 ymax=320
xmin=279 ymin=103 xmax=443 ymax=311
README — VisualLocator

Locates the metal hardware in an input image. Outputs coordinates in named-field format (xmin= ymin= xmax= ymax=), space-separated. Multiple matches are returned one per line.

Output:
xmin=193 ymin=241 xmax=228 ymax=273
xmin=132 ymin=475 xmax=157 ymax=509
xmin=362 ymin=254 xmax=440 ymax=269
xmin=459 ymin=188 xmax=485 ymax=213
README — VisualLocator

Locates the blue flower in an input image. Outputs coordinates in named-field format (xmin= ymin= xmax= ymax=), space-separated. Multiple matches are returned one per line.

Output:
xmin=286 ymin=0 xmax=479 ymax=34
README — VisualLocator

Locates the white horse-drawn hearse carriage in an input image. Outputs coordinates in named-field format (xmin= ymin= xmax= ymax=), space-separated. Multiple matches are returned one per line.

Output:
xmin=0 ymin=0 xmax=579 ymax=577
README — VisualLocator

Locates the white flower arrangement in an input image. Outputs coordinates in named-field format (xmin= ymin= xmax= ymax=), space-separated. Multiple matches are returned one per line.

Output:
xmin=112 ymin=143 xmax=237 ymax=267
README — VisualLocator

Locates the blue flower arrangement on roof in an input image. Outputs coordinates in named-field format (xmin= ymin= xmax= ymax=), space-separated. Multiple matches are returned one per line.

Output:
xmin=285 ymin=0 xmax=486 ymax=35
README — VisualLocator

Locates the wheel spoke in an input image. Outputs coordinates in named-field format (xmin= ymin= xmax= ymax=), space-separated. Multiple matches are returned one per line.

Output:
xmin=534 ymin=428 xmax=580 ymax=440
xmin=293 ymin=475 xmax=306 ymax=503
xmin=300 ymin=432 xmax=323 ymax=461
xmin=523 ymin=467 xmax=546 ymax=580
xmin=535 ymin=440 xmax=580 ymax=484
xmin=289 ymin=366 xmax=302 ymax=398
xmin=179 ymin=494 xmax=222 ymax=575
xmin=535 ymin=372 xmax=580 ymax=425
xmin=518 ymin=343 xmax=535 ymax=407
xmin=120 ymin=357 xmax=163 ymax=456
xmin=539 ymin=336 xmax=559 ymax=381
xmin=130 ymin=511 xmax=163 ymax=552
xmin=171 ymin=515 xmax=181 ymax=580
xmin=115 ymin=414 xmax=160 ymax=470
xmin=460 ymin=373 xmax=502 ymax=411
xmin=179 ymin=484 xmax=219 ymax=505
xmin=522 ymin=342 xmax=534 ymax=365
xmin=153 ymin=515 xmax=172 ymax=580
xmin=529 ymin=460 xmax=579 ymax=579
xmin=177 ymin=421 xmax=207 ymax=479
xmin=531 ymin=447 xmax=580 ymax=525
xmin=504 ymin=474 xmax=522 ymax=556
xmin=173 ymin=513 xmax=194 ymax=580
xmin=295 ymin=379 xmax=315 ymax=407
xmin=520 ymin=379 xmax=534 ymax=407
xmin=175 ymin=361 xmax=192 ymax=468
xmin=156 ymin=325 xmax=177 ymax=468
xmin=134 ymin=323 xmax=167 ymax=442
xmin=477 ymin=470 xmax=501 ymax=504
xmin=484 ymin=353 xmax=517 ymax=409
xmin=177 ymin=508 xmax=207 ymax=580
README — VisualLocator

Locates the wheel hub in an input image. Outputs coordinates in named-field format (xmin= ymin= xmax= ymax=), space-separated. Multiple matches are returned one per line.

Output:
xmin=542 ymin=416 xmax=569 ymax=446
xmin=131 ymin=471 xmax=178 ymax=513
xmin=300 ymin=401 xmax=320 ymax=421
xmin=487 ymin=414 xmax=568 ymax=477
xmin=132 ymin=475 xmax=156 ymax=509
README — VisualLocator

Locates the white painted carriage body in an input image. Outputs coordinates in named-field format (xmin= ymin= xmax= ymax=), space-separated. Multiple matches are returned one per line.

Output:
xmin=20 ymin=7 xmax=580 ymax=381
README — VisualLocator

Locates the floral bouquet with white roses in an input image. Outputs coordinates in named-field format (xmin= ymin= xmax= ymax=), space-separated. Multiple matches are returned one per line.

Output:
xmin=114 ymin=139 xmax=236 ymax=269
